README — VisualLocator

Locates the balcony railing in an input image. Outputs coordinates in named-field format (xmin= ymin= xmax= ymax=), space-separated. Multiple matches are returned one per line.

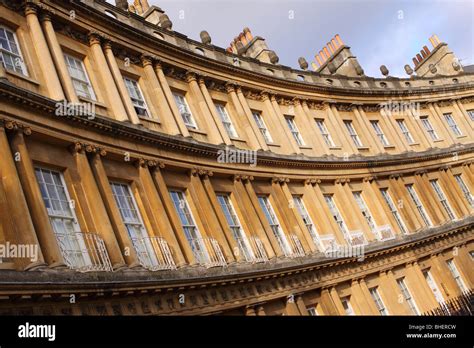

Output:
xmin=286 ymin=234 xmax=305 ymax=258
xmin=131 ymin=236 xmax=176 ymax=271
xmin=347 ymin=230 xmax=368 ymax=246
xmin=235 ymin=235 xmax=269 ymax=263
xmin=190 ymin=237 xmax=227 ymax=268
xmin=375 ymin=225 xmax=395 ymax=241
xmin=320 ymin=234 xmax=340 ymax=252
xmin=55 ymin=231 xmax=113 ymax=272
xmin=424 ymin=289 xmax=473 ymax=316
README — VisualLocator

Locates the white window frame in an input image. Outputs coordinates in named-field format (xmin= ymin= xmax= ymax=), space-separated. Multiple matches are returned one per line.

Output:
xmin=396 ymin=278 xmax=420 ymax=315
xmin=420 ymin=116 xmax=439 ymax=141
xmin=315 ymin=119 xmax=335 ymax=147
xmin=396 ymin=119 xmax=415 ymax=144
xmin=0 ymin=25 xmax=28 ymax=76
xmin=258 ymin=196 xmax=292 ymax=256
xmin=293 ymin=195 xmax=322 ymax=249
xmin=344 ymin=120 xmax=364 ymax=148
xmin=369 ymin=287 xmax=389 ymax=315
xmin=216 ymin=193 xmax=254 ymax=261
xmin=252 ymin=111 xmax=273 ymax=143
xmin=406 ymin=184 xmax=432 ymax=227
xmin=124 ymin=77 xmax=150 ymax=117
xmin=352 ymin=191 xmax=376 ymax=232
xmin=215 ymin=104 xmax=238 ymax=138
xmin=173 ymin=93 xmax=197 ymax=129
xmin=370 ymin=120 xmax=390 ymax=146
xmin=430 ymin=179 xmax=456 ymax=220
xmin=443 ymin=113 xmax=462 ymax=136
xmin=454 ymin=174 xmax=474 ymax=208
xmin=446 ymin=259 xmax=468 ymax=293
xmin=64 ymin=53 xmax=96 ymax=100
xmin=111 ymin=182 xmax=160 ymax=268
xmin=285 ymin=116 xmax=305 ymax=146
xmin=35 ymin=167 xmax=92 ymax=269
xmin=380 ymin=188 xmax=408 ymax=234
xmin=423 ymin=270 xmax=445 ymax=303
xmin=324 ymin=194 xmax=350 ymax=237
xmin=467 ymin=109 xmax=474 ymax=121
xmin=341 ymin=297 xmax=355 ymax=315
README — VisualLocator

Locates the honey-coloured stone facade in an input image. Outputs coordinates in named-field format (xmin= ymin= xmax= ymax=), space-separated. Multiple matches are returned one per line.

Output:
xmin=0 ymin=0 xmax=472 ymax=315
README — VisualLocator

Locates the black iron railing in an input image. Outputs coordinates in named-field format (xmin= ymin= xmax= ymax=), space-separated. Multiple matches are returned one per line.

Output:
xmin=424 ymin=289 xmax=473 ymax=316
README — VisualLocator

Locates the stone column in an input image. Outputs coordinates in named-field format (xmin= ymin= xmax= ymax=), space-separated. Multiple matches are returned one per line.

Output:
xmin=71 ymin=144 xmax=126 ymax=269
xmin=358 ymin=279 xmax=381 ymax=315
xmin=188 ymin=170 xmax=235 ymax=262
xmin=197 ymin=78 xmax=232 ymax=145
xmin=242 ymin=177 xmax=284 ymax=256
xmin=88 ymin=33 xmax=128 ymax=121
xmin=355 ymin=107 xmax=383 ymax=153
xmin=0 ymin=123 xmax=46 ymax=269
xmin=154 ymin=61 xmax=190 ymax=137
xmin=136 ymin=161 xmax=186 ymax=266
xmin=25 ymin=4 xmax=64 ymax=101
xmin=386 ymin=175 xmax=418 ymax=233
xmin=8 ymin=127 xmax=64 ymax=267
xmin=431 ymin=103 xmax=456 ymax=144
xmin=295 ymin=295 xmax=308 ymax=316
xmin=361 ymin=177 xmax=393 ymax=237
xmin=413 ymin=171 xmax=444 ymax=225
xmin=270 ymin=179 xmax=311 ymax=253
xmin=103 ymin=41 xmax=140 ymax=124
xmin=328 ymin=104 xmax=357 ymax=153
xmin=40 ymin=11 xmax=77 ymax=102
xmin=225 ymin=83 xmax=259 ymax=148
xmin=201 ymin=174 xmax=240 ymax=261
xmin=438 ymin=167 xmax=469 ymax=218
xmin=285 ymin=295 xmax=301 ymax=315
xmin=269 ymin=94 xmax=301 ymax=154
xmin=233 ymin=177 xmax=276 ymax=258
xmin=135 ymin=57 xmax=175 ymax=133
xmin=149 ymin=167 xmax=196 ymax=264
xmin=185 ymin=72 xmax=222 ymax=144
xmin=405 ymin=261 xmax=439 ymax=312
xmin=350 ymin=279 xmax=377 ymax=314
xmin=319 ymin=288 xmax=340 ymax=315
xmin=328 ymin=287 xmax=346 ymax=315
xmin=88 ymin=153 xmax=140 ymax=268
xmin=379 ymin=270 xmax=406 ymax=315
xmin=236 ymin=87 xmax=269 ymax=150
xmin=461 ymin=161 xmax=474 ymax=187
xmin=450 ymin=100 xmax=472 ymax=138
xmin=455 ymin=100 xmax=474 ymax=132
xmin=296 ymin=99 xmax=327 ymax=155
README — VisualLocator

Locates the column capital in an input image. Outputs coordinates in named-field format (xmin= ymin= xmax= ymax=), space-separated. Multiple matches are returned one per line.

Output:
xmin=414 ymin=169 xmax=427 ymax=176
xmin=233 ymin=174 xmax=254 ymax=182
xmin=24 ymin=2 xmax=39 ymax=16
xmin=362 ymin=175 xmax=377 ymax=182
xmin=140 ymin=54 xmax=154 ymax=67
xmin=438 ymin=165 xmax=451 ymax=172
xmin=69 ymin=142 xmax=106 ymax=156
xmin=1 ymin=119 xmax=32 ymax=135
xmin=259 ymin=90 xmax=270 ymax=101
xmin=39 ymin=10 xmax=54 ymax=22
xmin=304 ymin=178 xmax=321 ymax=186
xmin=102 ymin=40 xmax=114 ymax=51
xmin=185 ymin=70 xmax=198 ymax=83
xmin=462 ymin=160 xmax=473 ymax=167
xmin=334 ymin=177 xmax=351 ymax=185
xmin=389 ymin=173 xmax=403 ymax=180
xmin=271 ymin=177 xmax=290 ymax=184
xmin=225 ymin=82 xmax=240 ymax=93
xmin=190 ymin=167 xmax=214 ymax=178
xmin=88 ymin=32 xmax=102 ymax=46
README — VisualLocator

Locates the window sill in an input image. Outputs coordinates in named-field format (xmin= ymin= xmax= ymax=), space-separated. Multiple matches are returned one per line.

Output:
xmin=139 ymin=116 xmax=161 ymax=125
xmin=329 ymin=146 xmax=342 ymax=150
xmin=357 ymin=146 xmax=370 ymax=151
xmin=267 ymin=143 xmax=281 ymax=147
xmin=299 ymin=145 xmax=313 ymax=150
xmin=456 ymin=135 xmax=467 ymax=139
xmin=230 ymin=137 xmax=247 ymax=143
xmin=433 ymin=139 xmax=444 ymax=143
xmin=188 ymin=128 xmax=207 ymax=135
xmin=408 ymin=142 xmax=420 ymax=146
xmin=5 ymin=69 xmax=39 ymax=86
xmin=383 ymin=145 xmax=396 ymax=149
xmin=78 ymin=96 xmax=106 ymax=108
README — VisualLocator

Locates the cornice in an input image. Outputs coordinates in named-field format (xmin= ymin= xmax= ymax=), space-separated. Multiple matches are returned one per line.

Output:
xmin=30 ymin=0 xmax=474 ymax=99
xmin=0 ymin=80 xmax=473 ymax=171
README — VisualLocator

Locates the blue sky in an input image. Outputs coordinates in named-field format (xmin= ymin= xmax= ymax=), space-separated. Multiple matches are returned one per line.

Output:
xmin=147 ymin=0 xmax=474 ymax=77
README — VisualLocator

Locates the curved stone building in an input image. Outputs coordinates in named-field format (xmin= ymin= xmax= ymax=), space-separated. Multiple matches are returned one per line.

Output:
xmin=0 ymin=0 xmax=472 ymax=316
